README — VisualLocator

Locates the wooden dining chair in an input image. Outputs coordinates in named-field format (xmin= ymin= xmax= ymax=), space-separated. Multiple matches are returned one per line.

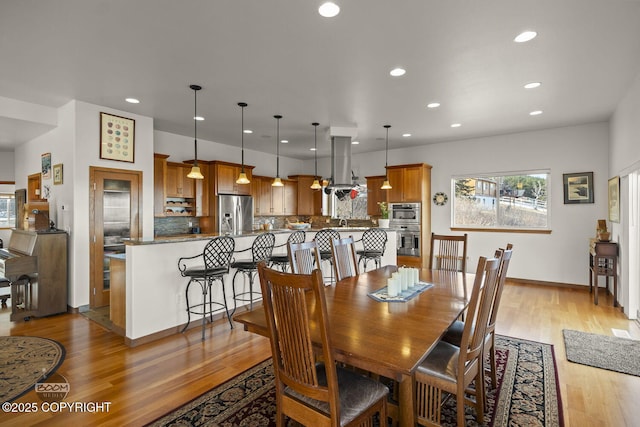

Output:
xmin=257 ymin=262 xmax=388 ymax=427
xmin=330 ymin=236 xmax=359 ymax=281
xmin=428 ymin=232 xmax=468 ymax=272
xmin=288 ymin=240 xmax=321 ymax=275
xmin=414 ymin=255 xmax=500 ymax=427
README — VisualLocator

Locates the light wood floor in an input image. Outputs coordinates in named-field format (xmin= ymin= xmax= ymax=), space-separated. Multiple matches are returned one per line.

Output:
xmin=2 ymin=281 xmax=639 ymax=427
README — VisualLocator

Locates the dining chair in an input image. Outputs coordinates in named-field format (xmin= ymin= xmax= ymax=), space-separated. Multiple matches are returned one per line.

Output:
xmin=356 ymin=228 xmax=387 ymax=272
xmin=288 ymin=240 xmax=321 ymax=275
xmin=413 ymin=255 xmax=500 ymax=427
xmin=442 ymin=245 xmax=514 ymax=392
xmin=257 ymin=262 xmax=388 ymax=427
xmin=231 ymin=232 xmax=275 ymax=312
xmin=270 ymin=230 xmax=306 ymax=272
xmin=428 ymin=232 xmax=468 ymax=272
xmin=314 ymin=229 xmax=341 ymax=283
xmin=330 ymin=236 xmax=359 ymax=281
xmin=177 ymin=236 xmax=236 ymax=341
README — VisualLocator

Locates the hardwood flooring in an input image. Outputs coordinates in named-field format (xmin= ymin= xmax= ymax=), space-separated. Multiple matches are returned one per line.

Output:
xmin=1 ymin=281 xmax=639 ymax=427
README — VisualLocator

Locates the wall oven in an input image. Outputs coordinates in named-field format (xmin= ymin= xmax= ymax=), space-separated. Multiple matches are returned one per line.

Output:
xmin=394 ymin=224 xmax=421 ymax=257
xmin=389 ymin=203 xmax=420 ymax=225
xmin=389 ymin=203 xmax=421 ymax=258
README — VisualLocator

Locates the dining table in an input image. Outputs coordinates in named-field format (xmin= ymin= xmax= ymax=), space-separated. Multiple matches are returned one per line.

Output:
xmin=233 ymin=265 xmax=473 ymax=427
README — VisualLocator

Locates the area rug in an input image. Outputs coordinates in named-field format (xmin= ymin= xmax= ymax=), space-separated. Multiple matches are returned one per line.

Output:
xmin=563 ymin=329 xmax=640 ymax=376
xmin=0 ymin=336 xmax=66 ymax=402
xmin=148 ymin=335 xmax=563 ymax=427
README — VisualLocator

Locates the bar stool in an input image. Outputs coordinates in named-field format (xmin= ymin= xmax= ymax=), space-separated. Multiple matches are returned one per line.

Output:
xmin=356 ymin=228 xmax=387 ymax=272
xmin=0 ymin=276 xmax=10 ymax=307
xmin=269 ymin=230 xmax=305 ymax=272
xmin=2 ymin=274 xmax=33 ymax=319
xmin=177 ymin=236 xmax=235 ymax=341
xmin=314 ymin=229 xmax=341 ymax=283
xmin=231 ymin=232 xmax=275 ymax=311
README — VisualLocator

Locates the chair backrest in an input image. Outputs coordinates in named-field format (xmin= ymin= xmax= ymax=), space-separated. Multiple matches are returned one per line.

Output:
xmin=331 ymin=236 xmax=359 ymax=281
xmin=486 ymin=246 xmax=513 ymax=335
xmin=203 ymin=236 xmax=236 ymax=271
xmin=429 ymin=232 xmax=468 ymax=272
xmin=287 ymin=230 xmax=306 ymax=246
xmin=252 ymin=232 xmax=276 ymax=262
xmin=361 ymin=228 xmax=387 ymax=252
xmin=314 ymin=229 xmax=341 ymax=253
xmin=257 ymin=262 xmax=341 ymax=422
xmin=458 ymin=256 xmax=500 ymax=374
xmin=288 ymin=241 xmax=321 ymax=275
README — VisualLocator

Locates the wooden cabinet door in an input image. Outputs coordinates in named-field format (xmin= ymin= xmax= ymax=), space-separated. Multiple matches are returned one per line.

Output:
xmin=259 ymin=177 xmax=272 ymax=214
xmin=251 ymin=177 xmax=262 ymax=215
xmin=283 ymin=180 xmax=298 ymax=215
xmin=216 ymin=163 xmax=237 ymax=194
xmin=271 ymin=183 xmax=284 ymax=215
xmin=165 ymin=164 xmax=180 ymax=197
xmin=194 ymin=162 xmax=209 ymax=216
xmin=236 ymin=168 xmax=252 ymax=195
xmin=366 ymin=176 xmax=387 ymax=215
xmin=402 ymin=166 xmax=422 ymax=202
xmin=181 ymin=166 xmax=195 ymax=198
xmin=153 ymin=154 xmax=168 ymax=216
xmin=386 ymin=168 xmax=404 ymax=202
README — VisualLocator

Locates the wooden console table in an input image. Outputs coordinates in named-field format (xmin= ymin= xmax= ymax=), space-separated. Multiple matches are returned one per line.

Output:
xmin=589 ymin=239 xmax=618 ymax=306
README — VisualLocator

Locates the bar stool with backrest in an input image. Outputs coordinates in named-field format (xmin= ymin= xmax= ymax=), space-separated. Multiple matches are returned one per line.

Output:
xmin=356 ymin=228 xmax=387 ymax=272
xmin=269 ymin=230 xmax=305 ymax=272
xmin=429 ymin=232 xmax=468 ymax=272
xmin=231 ymin=232 xmax=275 ymax=312
xmin=288 ymin=240 xmax=321 ymax=275
xmin=257 ymin=262 xmax=388 ymax=427
xmin=331 ymin=235 xmax=359 ymax=281
xmin=313 ymin=228 xmax=341 ymax=283
xmin=177 ymin=236 xmax=236 ymax=341
xmin=413 ymin=255 xmax=501 ymax=427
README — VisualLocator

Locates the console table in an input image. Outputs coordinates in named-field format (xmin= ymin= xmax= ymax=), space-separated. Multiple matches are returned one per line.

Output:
xmin=589 ymin=239 xmax=618 ymax=306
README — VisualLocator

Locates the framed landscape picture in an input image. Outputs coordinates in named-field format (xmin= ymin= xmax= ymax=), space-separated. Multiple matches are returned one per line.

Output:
xmin=563 ymin=172 xmax=594 ymax=204
xmin=608 ymin=176 xmax=620 ymax=222
xmin=100 ymin=112 xmax=135 ymax=163
xmin=53 ymin=163 xmax=63 ymax=185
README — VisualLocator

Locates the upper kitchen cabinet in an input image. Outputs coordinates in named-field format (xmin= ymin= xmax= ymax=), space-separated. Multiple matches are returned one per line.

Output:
xmin=288 ymin=175 xmax=321 ymax=216
xmin=153 ymin=154 xmax=169 ymax=216
xmin=365 ymin=175 xmax=387 ymax=216
xmin=283 ymin=179 xmax=298 ymax=215
xmin=252 ymin=175 xmax=297 ymax=216
xmin=212 ymin=161 xmax=253 ymax=195
xmin=166 ymin=162 xmax=195 ymax=198
xmin=386 ymin=163 xmax=431 ymax=203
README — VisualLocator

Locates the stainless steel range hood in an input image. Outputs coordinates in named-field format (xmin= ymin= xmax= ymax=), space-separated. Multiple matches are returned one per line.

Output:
xmin=328 ymin=126 xmax=358 ymax=190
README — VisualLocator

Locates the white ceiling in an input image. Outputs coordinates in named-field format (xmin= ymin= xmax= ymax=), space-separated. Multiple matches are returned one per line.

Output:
xmin=1 ymin=0 xmax=640 ymax=159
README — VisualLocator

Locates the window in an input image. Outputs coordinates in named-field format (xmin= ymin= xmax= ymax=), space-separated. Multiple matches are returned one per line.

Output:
xmin=452 ymin=171 xmax=549 ymax=230
xmin=0 ymin=193 xmax=16 ymax=228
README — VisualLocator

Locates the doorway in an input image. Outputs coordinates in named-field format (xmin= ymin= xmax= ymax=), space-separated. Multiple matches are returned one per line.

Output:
xmin=89 ymin=167 xmax=142 ymax=309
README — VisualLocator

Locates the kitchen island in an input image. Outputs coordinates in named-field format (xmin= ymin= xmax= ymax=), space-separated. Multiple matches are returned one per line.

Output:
xmin=122 ymin=228 xmax=396 ymax=346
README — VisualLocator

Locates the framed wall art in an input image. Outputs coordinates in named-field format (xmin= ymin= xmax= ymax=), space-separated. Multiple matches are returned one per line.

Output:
xmin=563 ymin=171 xmax=594 ymax=204
xmin=41 ymin=152 xmax=51 ymax=179
xmin=608 ymin=176 xmax=620 ymax=222
xmin=53 ymin=163 xmax=63 ymax=185
xmin=100 ymin=112 xmax=135 ymax=163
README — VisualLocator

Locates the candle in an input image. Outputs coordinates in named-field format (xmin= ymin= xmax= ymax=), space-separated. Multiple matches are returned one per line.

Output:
xmin=387 ymin=278 xmax=399 ymax=297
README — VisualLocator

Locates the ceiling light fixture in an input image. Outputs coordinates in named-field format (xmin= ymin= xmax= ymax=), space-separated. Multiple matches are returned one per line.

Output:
xmin=243 ymin=129 xmax=253 ymax=134
xmin=236 ymin=102 xmax=250 ymax=185
xmin=186 ymin=84 xmax=204 ymax=180
xmin=390 ymin=68 xmax=406 ymax=77
xmin=451 ymin=123 xmax=461 ymax=128
xmin=524 ymin=82 xmax=541 ymax=89
xmin=125 ymin=98 xmax=140 ymax=104
xmin=272 ymin=115 xmax=284 ymax=187
xmin=427 ymin=102 xmax=441 ymax=108
xmin=318 ymin=2 xmax=340 ymax=17
xmin=530 ymin=110 xmax=543 ymax=116
xmin=381 ymin=125 xmax=392 ymax=190
xmin=351 ymin=140 xmax=360 ymax=145
xmin=311 ymin=122 xmax=322 ymax=190
xmin=402 ymin=133 xmax=411 ymax=137
xmin=281 ymin=139 xmax=289 ymax=144
xmin=514 ymin=30 xmax=537 ymax=43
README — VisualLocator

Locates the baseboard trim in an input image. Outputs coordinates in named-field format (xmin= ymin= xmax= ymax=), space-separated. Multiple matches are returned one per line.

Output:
xmin=508 ymin=277 xmax=588 ymax=290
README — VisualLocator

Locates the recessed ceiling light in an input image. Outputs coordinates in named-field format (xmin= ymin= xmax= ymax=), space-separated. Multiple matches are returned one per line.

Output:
xmin=514 ymin=31 xmax=537 ymax=43
xmin=402 ymin=133 xmax=411 ymax=137
xmin=529 ymin=110 xmax=543 ymax=116
xmin=310 ymin=147 xmax=317 ymax=151
xmin=125 ymin=98 xmax=140 ymax=104
xmin=390 ymin=68 xmax=406 ymax=77
xmin=524 ymin=82 xmax=541 ymax=89
xmin=194 ymin=116 xmax=204 ymax=121
xmin=427 ymin=102 xmax=441 ymax=108
xmin=281 ymin=139 xmax=288 ymax=143
xmin=451 ymin=123 xmax=461 ymax=128
xmin=318 ymin=2 xmax=340 ymax=17
xmin=351 ymin=140 xmax=360 ymax=145
xmin=243 ymin=129 xmax=253 ymax=134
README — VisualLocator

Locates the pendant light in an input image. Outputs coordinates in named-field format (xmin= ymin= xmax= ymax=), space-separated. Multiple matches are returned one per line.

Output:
xmin=186 ymin=84 xmax=204 ymax=179
xmin=381 ymin=124 xmax=392 ymax=189
xmin=272 ymin=115 xmax=284 ymax=187
xmin=310 ymin=122 xmax=322 ymax=189
xmin=236 ymin=102 xmax=250 ymax=184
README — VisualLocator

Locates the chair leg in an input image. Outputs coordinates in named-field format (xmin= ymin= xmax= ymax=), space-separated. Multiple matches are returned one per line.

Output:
xmin=231 ymin=269 xmax=241 ymax=316
xmin=181 ymin=279 xmax=193 ymax=333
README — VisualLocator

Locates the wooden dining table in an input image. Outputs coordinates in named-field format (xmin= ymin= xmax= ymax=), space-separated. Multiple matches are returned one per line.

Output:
xmin=233 ymin=265 xmax=473 ymax=427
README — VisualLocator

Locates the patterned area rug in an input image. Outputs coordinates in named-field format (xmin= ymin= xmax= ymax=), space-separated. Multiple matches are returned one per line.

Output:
xmin=148 ymin=335 xmax=562 ymax=427
xmin=0 ymin=336 xmax=66 ymax=402
xmin=563 ymin=329 xmax=640 ymax=376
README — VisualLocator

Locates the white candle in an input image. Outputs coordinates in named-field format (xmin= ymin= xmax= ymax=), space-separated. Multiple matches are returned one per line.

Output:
xmin=401 ymin=268 xmax=409 ymax=291
xmin=413 ymin=268 xmax=419 ymax=286
xmin=387 ymin=278 xmax=399 ymax=297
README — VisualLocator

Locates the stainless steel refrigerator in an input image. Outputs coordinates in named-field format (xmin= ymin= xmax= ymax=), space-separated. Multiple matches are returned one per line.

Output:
xmin=218 ymin=195 xmax=254 ymax=235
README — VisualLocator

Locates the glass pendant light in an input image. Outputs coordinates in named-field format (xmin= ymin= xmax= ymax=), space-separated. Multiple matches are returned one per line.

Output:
xmin=186 ymin=84 xmax=204 ymax=179
xmin=381 ymin=124 xmax=392 ymax=189
xmin=310 ymin=122 xmax=322 ymax=189
xmin=236 ymin=102 xmax=250 ymax=184
xmin=272 ymin=115 xmax=284 ymax=187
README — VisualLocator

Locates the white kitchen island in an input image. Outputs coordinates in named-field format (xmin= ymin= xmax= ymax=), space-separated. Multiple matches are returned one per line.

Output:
xmin=122 ymin=228 xmax=396 ymax=345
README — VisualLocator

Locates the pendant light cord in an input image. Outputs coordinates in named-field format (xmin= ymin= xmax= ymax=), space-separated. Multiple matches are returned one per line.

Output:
xmin=384 ymin=125 xmax=390 ymax=173
xmin=275 ymin=115 xmax=282 ymax=178
xmin=240 ymin=103 xmax=246 ymax=173
xmin=313 ymin=122 xmax=318 ymax=178
xmin=193 ymin=88 xmax=198 ymax=165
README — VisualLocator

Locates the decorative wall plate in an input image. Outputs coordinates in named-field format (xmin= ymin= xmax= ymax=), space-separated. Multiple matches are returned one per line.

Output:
xmin=433 ymin=192 xmax=448 ymax=206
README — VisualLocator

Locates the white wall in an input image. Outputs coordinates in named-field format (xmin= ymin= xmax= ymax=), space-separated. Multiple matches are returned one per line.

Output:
xmin=0 ymin=151 xmax=14 ymax=181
